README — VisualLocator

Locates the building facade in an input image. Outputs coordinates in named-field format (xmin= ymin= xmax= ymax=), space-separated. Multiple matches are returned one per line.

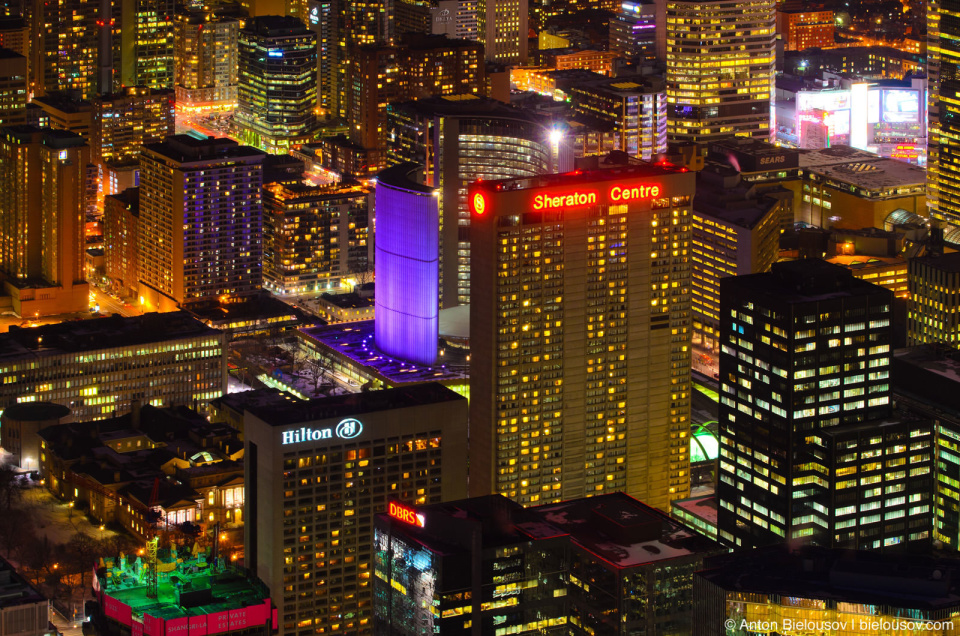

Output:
xmin=243 ymin=383 xmax=468 ymax=636
xmin=907 ymin=251 xmax=960 ymax=347
xmin=477 ymin=0 xmax=527 ymax=63
xmin=174 ymin=9 xmax=241 ymax=111
xmin=0 ymin=126 xmax=89 ymax=317
xmin=468 ymin=165 xmax=695 ymax=511
xmin=237 ymin=16 xmax=317 ymax=154
xmin=387 ymin=96 xmax=561 ymax=308
xmin=609 ymin=0 xmax=656 ymax=62
xmin=374 ymin=493 xmax=722 ymax=635
xmin=374 ymin=164 xmax=439 ymax=366
xmin=715 ymin=260 xmax=897 ymax=548
xmin=92 ymin=87 xmax=175 ymax=168
xmin=666 ymin=0 xmax=776 ymax=144
xmin=691 ymin=165 xmax=782 ymax=349
xmin=262 ymin=180 xmax=371 ymax=295
xmin=138 ymin=135 xmax=265 ymax=311
xmin=103 ymin=187 xmax=139 ymax=298
xmin=776 ymin=3 xmax=834 ymax=51
xmin=0 ymin=49 xmax=26 ymax=126
xmin=0 ymin=312 xmax=226 ymax=421
xmin=568 ymin=75 xmax=668 ymax=162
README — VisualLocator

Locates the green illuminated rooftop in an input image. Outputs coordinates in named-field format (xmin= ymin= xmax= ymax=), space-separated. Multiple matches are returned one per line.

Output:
xmin=97 ymin=545 xmax=269 ymax=621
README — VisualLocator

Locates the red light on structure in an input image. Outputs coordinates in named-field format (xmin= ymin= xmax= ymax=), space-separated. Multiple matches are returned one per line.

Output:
xmin=388 ymin=501 xmax=425 ymax=528
xmin=472 ymin=192 xmax=487 ymax=215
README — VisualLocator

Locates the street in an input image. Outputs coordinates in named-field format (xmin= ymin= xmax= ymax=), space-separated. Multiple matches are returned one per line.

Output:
xmin=90 ymin=288 xmax=141 ymax=318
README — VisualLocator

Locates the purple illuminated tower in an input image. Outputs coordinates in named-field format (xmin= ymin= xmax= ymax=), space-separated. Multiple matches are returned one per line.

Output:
xmin=374 ymin=164 xmax=439 ymax=366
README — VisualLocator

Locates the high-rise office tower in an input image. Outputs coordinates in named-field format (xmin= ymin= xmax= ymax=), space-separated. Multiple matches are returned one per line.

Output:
xmin=0 ymin=47 xmax=26 ymax=125
xmin=302 ymin=0 xmax=335 ymax=116
xmin=928 ymin=0 xmax=954 ymax=221
xmin=137 ymin=135 xmax=265 ymax=311
xmin=907 ymin=251 xmax=960 ymax=346
xmin=262 ymin=180 xmax=371 ymax=294
xmin=92 ymin=86 xmax=174 ymax=167
xmin=336 ymin=0 xmax=393 ymax=121
xmin=469 ymin=164 xmax=695 ymax=510
xmin=715 ymin=260 xmax=897 ymax=548
xmin=38 ymin=0 xmax=99 ymax=99
xmin=477 ymin=0 xmax=526 ymax=63
xmin=115 ymin=0 xmax=176 ymax=89
xmin=609 ymin=0 xmax=656 ymax=63
xmin=236 ymin=16 xmax=317 ymax=153
xmin=0 ymin=126 xmax=90 ymax=316
xmin=348 ymin=35 xmax=484 ymax=163
xmin=174 ymin=8 xmax=241 ymax=111
xmin=243 ymin=383 xmax=468 ymax=636
xmin=666 ymin=0 xmax=775 ymax=144
xmin=387 ymin=95 xmax=563 ymax=308
xmin=690 ymin=165 xmax=782 ymax=350
xmin=394 ymin=0 xmax=478 ymax=40
xmin=568 ymin=75 xmax=668 ymax=162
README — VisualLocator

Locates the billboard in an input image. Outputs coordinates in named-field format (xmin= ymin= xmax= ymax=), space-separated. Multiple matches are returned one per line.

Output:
xmin=882 ymin=89 xmax=919 ymax=123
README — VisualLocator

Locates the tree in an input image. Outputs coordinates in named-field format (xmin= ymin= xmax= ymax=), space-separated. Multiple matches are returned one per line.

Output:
xmin=66 ymin=532 xmax=100 ymax=593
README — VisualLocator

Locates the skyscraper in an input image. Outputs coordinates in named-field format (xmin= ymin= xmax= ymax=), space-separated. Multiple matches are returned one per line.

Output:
xmin=609 ymin=0 xmax=656 ymax=63
xmin=236 ymin=16 xmax=317 ymax=153
xmin=173 ymin=8 xmax=241 ymax=111
xmin=242 ymin=383 xmax=468 ymax=636
xmin=0 ymin=47 xmax=26 ymax=125
xmin=39 ymin=0 xmax=99 ymax=98
xmin=336 ymin=0 xmax=393 ymax=121
xmin=0 ymin=126 xmax=90 ymax=316
xmin=477 ymin=0 xmax=527 ymax=63
xmin=666 ymin=0 xmax=776 ymax=144
xmin=92 ymin=86 xmax=174 ymax=167
xmin=116 ymin=0 xmax=176 ymax=89
xmin=715 ymin=260 xmax=897 ymax=548
xmin=468 ymin=164 xmax=695 ymax=510
xmin=137 ymin=135 xmax=265 ymax=311
xmin=907 ymin=251 xmax=960 ymax=346
xmin=387 ymin=95 xmax=562 ymax=308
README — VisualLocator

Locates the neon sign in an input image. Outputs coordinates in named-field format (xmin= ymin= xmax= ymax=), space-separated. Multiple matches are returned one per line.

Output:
xmin=281 ymin=418 xmax=364 ymax=445
xmin=472 ymin=192 xmax=486 ymax=215
xmin=388 ymin=501 xmax=425 ymax=528
xmin=471 ymin=180 xmax=670 ymax=216
xmin=533 ymin=190 xmax=598 ymax=210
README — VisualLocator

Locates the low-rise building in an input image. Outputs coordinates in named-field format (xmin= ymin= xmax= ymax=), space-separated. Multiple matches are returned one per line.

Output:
xmin=0 ymin=557 xmax=53 ymax=636
xmin=0 ymin=313 xmax=226 ymax=421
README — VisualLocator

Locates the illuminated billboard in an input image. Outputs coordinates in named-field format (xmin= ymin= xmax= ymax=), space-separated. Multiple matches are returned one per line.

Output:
xmin=882 ymin=89 xmax=919 ymax=123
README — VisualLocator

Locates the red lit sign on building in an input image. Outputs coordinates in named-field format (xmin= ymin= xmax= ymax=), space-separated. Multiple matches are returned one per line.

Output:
xmin=471 ymin=192 xmax=487 ymax=215
xmin=472 ymin=181 xmax=666 ymax=216
xmin=389 ymin=501 xmax=425 ymax=528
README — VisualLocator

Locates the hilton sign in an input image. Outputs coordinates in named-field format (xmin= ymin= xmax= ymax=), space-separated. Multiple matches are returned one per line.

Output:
xmin=282 ymin=418 xmax=364 ymax=445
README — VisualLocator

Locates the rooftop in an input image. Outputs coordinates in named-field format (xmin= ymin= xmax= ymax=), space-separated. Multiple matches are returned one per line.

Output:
xmin=0 ymin=312 xmax=219 ymax=360
xmin=0 ymin=557 xmax=46 ymax=609
xmin=243 ymin=381 xmax=465 ymax=427
xmin=97 ymin=556 xmax=270 ymax=622
xmin=383 ymin=493 xmax=721 ymax=568
xmin=693 ymin=165 xmax=780 ymax=229
xmin=723 ymin=259 xmax=892 ymax=303
xmin=699 ymin=546 xmax=960 ymax=609
xmin=671 ymin=494 xmax=718 ymax=526
xmin=318 ymin=292 xmax=374 ymax=310
xmin=144 ymin=135 xmax=265 ymax=163
xmin=478 ymin=161 xmax=688 ymax=192
xmin=807 ymin=158 xmax=926 ymax=191
xmin=910 ymin=251 xmax=960 ymax=274
xmin=300 ymin=321 xmax=469 ymax=385
xmin=390 ymin=94 xmax=548 ymax=126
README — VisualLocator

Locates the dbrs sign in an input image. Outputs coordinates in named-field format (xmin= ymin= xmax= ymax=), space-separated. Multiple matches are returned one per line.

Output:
xmin=389 ymin=501 xmax=425 ymax=528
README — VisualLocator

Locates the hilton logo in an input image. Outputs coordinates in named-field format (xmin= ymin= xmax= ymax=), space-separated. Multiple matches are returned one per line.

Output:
xmin=282 ymin=418 xmax=364 ymax=445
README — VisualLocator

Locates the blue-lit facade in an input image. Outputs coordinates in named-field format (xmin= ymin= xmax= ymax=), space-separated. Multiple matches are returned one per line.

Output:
xmin=374 ymin=164 xmax=440 ymax=366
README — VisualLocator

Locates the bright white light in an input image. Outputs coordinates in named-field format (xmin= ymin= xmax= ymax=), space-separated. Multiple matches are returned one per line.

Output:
xmin=549 ymin=129 xmax=563 ymax=146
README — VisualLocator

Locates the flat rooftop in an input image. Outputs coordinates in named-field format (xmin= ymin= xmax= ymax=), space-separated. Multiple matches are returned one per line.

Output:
xmin=483 ymin=161 xmax=688 ymax=192
xmin=909 ymin=251 xmax=960 ymax=274
xmin=98 ymin=557 xmax=269 ymax=621
xmin=243 ymin=381 xmax=465 ymax=427
xmin=672 ymin=494 xmax=718 ymax=526
xmin=144 ymin=135 xmax=264 ymax=163
xmin=318 ymin=292 xmax=374 ymax=309
xmin=797 ymin=145 xmax=887 ymax=168
xmin=827 ymin=254 xmax=906 ymax=270
xmin=0 ymin=312 xmax=219 ymax=360
xmin=300 ymin=321 xmax=468 ymax=385
xmin=385 ymin=493 xmax=720 ymax=568
xmin=699 ymin=546 xmax=960 ymax=609
xmin=0 ymin=557 xmax=46 ymax=609
xmin=808 ymin=159 xmax=926 ymax=191
xmin=722 ymin=259 xmax=891 ymax=304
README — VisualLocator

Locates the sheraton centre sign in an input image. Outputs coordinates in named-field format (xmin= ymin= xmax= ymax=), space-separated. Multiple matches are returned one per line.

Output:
xmin=471 ymin=181 xmax=665 ymax=216
xmin=281 ymin=418 xmax=364 ymax=445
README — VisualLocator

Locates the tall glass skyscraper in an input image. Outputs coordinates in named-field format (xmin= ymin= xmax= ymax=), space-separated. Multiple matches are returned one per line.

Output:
xmin=929 ymin=0 xmax=960 ymax=223
xmin=666 ymin=0 xmax=776 ymax=144
xmin=236 ymin=16 xmax=317 ymax=153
